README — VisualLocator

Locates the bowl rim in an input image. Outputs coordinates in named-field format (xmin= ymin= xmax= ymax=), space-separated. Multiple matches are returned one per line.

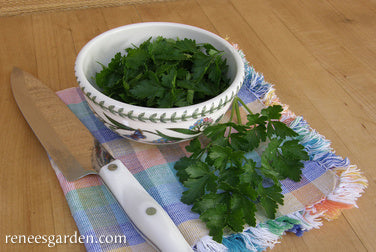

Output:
xmin=75 ymin=22 xmax=245 ymax=114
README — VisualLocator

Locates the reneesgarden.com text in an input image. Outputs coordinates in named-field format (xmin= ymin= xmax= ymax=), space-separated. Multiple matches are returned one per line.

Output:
xmin=4 ymin=231 xmax=127 ymax=248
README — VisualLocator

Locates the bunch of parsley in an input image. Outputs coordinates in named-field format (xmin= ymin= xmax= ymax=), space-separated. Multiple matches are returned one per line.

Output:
xmin=95 ymin=37 xmax=230 ymax=108
xmin=174 ymin=101 xmax=309 ymax=243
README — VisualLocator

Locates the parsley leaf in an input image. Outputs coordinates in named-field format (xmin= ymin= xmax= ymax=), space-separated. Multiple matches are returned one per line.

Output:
xmin=181 ymin=161 xmax=217 ymax=204
xmin=174 ymin=103 xmax=309 ymax=243
xmin=199 ymin=200 xmax=227 ymax=242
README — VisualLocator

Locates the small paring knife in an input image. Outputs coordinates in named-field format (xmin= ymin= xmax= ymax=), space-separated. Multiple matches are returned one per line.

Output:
xmin=11 ymin=67 xmax=193 ymax=252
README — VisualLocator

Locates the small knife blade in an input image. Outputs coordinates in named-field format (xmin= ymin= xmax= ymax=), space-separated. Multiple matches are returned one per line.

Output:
xmin=11 ymin=67 xmax=193 ymax=252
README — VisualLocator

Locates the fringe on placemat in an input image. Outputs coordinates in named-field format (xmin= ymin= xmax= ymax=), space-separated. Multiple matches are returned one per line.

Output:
xmin=192 ymin=48 xmax=368 ymax=252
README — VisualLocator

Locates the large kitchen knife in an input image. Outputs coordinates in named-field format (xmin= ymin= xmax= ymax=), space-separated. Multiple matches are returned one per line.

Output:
xmin=11 ymin=67 xmax=193 ymax=252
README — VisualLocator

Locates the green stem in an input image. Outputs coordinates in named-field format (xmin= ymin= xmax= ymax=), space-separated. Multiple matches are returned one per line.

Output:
xmin=235 ymin=96 xmax=254 ymax=115
xmin=227 ymin=100 xmax=237 ymax=135
xmin=229 ymin=99 xmax=236 ymax=122
xmin=235 ymin=100 xmax=242 ymax=125
xmin=197 ymin=142 xmax=211 ymax=160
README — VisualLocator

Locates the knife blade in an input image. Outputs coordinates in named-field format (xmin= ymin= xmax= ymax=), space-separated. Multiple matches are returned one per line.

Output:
xmin=11 ymin=67 xmax=193 ymax=252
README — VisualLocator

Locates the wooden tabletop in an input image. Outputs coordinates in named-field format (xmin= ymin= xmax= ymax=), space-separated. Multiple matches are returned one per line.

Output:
xmin=1 ymin=0 xmax=375 ymax=251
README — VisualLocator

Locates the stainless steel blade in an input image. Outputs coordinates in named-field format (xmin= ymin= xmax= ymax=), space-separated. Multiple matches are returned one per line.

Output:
xmin=11 ymin=67 xmax=97 ymax=180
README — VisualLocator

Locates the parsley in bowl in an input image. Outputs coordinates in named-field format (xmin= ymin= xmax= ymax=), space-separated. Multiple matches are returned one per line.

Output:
xmin=95 ymin=36 xmax=230 ymax=108
xmin=75 ymin=22 xmax=244 ymax=144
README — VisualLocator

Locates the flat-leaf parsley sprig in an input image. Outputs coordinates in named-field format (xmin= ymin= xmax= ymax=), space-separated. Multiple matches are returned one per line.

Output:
xmin=174 ymin=98 xmax=309 ymax=242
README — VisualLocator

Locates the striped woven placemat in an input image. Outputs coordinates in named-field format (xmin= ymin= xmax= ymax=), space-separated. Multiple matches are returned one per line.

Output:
xmin=50 ymin=46 xmax=367 ymax=251
xmin=0 ymin=0 xmax=178 ymax=16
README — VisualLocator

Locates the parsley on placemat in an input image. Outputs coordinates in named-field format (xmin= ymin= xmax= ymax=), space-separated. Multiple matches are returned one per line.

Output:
xmin=174 ymin=102 xmax=309 ymax=242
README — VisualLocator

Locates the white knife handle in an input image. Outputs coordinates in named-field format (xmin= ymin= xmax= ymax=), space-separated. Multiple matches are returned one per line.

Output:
xmin=98 ymin=160 xmax=193 ymax=252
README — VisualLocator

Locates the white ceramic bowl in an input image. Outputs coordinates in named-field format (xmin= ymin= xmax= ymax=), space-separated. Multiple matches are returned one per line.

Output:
xmin=75 ymin=22 xmax=244 ymax=144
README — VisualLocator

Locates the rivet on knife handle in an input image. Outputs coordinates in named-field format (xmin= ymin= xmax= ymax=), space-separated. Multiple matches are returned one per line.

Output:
xmin=99 ymin=160 xmax=193 ymax=252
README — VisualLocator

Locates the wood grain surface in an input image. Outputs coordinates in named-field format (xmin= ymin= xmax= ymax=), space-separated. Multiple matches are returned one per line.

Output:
xmin=0 ymin=0 xmax=374 ymax=251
